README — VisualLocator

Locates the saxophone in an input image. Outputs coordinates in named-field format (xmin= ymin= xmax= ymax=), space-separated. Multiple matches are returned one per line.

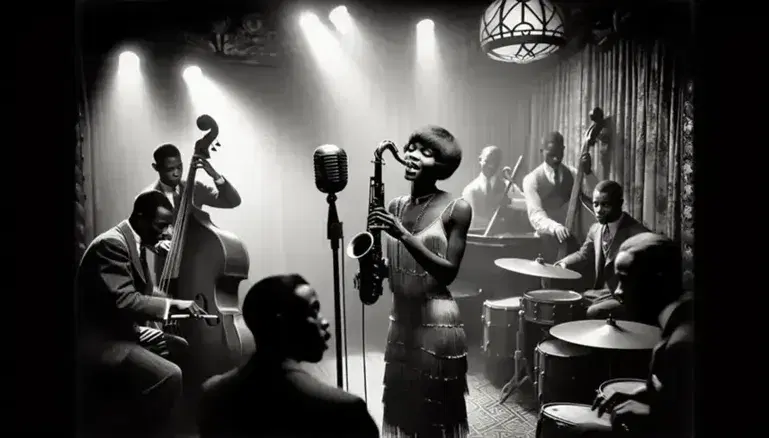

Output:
xmin=346 ymin=140 xmax=406 ymax=305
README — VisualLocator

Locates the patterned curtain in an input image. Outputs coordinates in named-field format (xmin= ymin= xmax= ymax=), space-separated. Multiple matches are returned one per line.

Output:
xmin=75 ymin=2 xmax=91 ymax=265
xmin=680 ymin=80 xmax=694 ymax=290
xmin=526 ymin=39 xmax=693 ymax=284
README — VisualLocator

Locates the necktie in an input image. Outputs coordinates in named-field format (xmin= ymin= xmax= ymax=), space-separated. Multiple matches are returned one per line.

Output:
xmin=485 ymin=180 xmax=492 ymax=195
xmin=173 ymin=189 xmax=181 ymax=212
xmin=140 ymin=246 xmax=152 ymax=286
xmin=602 ymin=225 xmax=612 ymax=254
xmin=553 ymin=167 xmax=560 ymax=185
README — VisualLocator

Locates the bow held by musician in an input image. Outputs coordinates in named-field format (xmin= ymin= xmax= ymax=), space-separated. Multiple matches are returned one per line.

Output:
xmin=522 ymin=131 xmax=598 ymax=259
xmin=554 ymin=180 xmax=650 ymax=322
xmin=75 ymin=190 xmax=205 ymax=437
xmin=198 ymin=274 xmax=379 ymax=438
xmin=591 ymin=233 xmax=694 ymax=437
xmin=367 ymin=125 xmax=472 ymax=438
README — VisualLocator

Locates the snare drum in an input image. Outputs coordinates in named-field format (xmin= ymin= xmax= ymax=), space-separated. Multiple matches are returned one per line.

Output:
xmin=481 ymin=297 xmax=521 ymax=386
xmin=598 ymin=378 xmax=647 ymax=401
xmin=523 ymin=290 xmax=585 ymax=325
xmin=535 ymin=338 xmax=595 ymax=405
xmin=536 ymin=403 xmax=613 ymax=438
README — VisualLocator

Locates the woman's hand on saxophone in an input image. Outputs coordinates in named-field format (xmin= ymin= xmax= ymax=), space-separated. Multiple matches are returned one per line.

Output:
xmin=369 ymin=207 xmax=407 ymax=239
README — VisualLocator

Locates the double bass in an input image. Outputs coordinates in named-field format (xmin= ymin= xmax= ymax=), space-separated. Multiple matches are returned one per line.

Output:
xmin=156 ymin=115 xmax=255 ymax=417
xmin=555 ymin=107 xmax=607 ymax=263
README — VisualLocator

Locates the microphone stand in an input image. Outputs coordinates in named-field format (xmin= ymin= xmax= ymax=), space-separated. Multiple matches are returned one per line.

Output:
xmin=326 ymin=193 xmax=345 ymax=389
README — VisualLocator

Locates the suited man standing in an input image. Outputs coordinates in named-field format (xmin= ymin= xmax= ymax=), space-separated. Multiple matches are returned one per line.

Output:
xmin=522 ymin=132 xmax=598 ymax=264
xmin=198 ymin=274 xmax=380 ymax=438
xmin=462 ymin=145 xmax=514 ymax=230
xmin=556 ymin=180 xmax=649 ymax=321
xmin=76 ymin=190 xmax=205 ymax=437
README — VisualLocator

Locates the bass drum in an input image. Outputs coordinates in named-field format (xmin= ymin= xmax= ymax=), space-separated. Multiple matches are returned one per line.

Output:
xmin=535 ymin=338 xmax=596 ymax=405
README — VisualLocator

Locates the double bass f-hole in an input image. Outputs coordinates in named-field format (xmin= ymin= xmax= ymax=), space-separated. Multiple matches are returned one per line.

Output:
xmin=194 ymin=293 xmax=220 ymax=327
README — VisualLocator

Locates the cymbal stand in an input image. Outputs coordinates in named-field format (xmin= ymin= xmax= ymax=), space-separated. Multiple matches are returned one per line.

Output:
xmin=499 ymin=308 xmax=534 ymax=404
xmin=535 ymin=255 xmax=552 ymax=289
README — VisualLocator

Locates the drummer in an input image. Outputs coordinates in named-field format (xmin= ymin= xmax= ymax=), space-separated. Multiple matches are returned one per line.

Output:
xmin=462 ymin=145 xmax=516 ymax=230
xmin=521 ymin=131 xmax=597 ymax=264
xmin=554 ymin=180 xmax=649 ymax=321
xmin=592 ymin=233 xmax=693 ymax=437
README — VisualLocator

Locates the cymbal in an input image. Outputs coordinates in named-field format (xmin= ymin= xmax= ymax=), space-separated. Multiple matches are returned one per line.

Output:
xmin=494 ymin=257 xmax=582 ymax=280
xmin=550 ymin=319 xmax=662 ymax=350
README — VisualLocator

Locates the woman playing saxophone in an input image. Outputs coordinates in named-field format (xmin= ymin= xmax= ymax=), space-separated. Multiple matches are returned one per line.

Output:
xmin=368 ymin=125 xmax=473 ymax=438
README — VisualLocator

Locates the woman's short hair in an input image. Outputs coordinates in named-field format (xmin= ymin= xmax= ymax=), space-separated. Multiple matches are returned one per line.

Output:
xmin=406 ymin=125 xmax=462 ymax=180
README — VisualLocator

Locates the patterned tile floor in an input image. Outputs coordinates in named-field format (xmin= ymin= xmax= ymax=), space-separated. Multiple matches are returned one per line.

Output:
xmin=305 ymin=347 xmax=539 ymax=437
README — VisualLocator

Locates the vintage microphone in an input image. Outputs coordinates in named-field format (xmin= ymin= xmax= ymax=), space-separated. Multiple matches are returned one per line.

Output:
xmin=313 ymin=144 xmax=349 ymax=390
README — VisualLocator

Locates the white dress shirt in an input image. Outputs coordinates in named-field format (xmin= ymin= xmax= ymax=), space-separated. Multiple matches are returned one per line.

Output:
xmin=600 ymin=212 xmax=624 ymax=253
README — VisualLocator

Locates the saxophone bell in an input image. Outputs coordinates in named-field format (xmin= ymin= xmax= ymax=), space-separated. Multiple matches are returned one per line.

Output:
xmin=346 ymin=231 xmax=374 ymax=259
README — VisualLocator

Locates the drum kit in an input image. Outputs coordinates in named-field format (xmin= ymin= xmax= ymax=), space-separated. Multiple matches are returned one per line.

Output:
xmin=479 ymin=256 xmax=663 ymax=437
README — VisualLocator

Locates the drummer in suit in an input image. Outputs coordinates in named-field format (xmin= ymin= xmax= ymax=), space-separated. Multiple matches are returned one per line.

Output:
xmin=592 ymin=233 xmax=693 ymax=438
xmin=461 ymin=145 xmax=514 ymax=230
xmin=554 ymin=180 xmax=649 ymax=321
xmin=522 ymin=132 xmax=598 ymax=265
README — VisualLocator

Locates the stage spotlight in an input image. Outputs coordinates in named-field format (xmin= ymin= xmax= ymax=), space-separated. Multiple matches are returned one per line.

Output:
xmin=299 ymin=12 xmax=321 ymax=28
xmin=329 ymin=6 xmax=352 ymax=34
xmin=182 ymin=66 xmax=203 ymax=81
xmin=118 ymin=51 xmax=140 ymax=69
xmin=417 ymin=19 xmax=434 ymax=33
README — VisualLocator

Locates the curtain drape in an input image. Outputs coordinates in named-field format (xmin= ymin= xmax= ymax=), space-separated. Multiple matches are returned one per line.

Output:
xmin=526 ymin=40 xmax=694 ymax=286
xmin=75 ymin=2 xmax=92 ymax=265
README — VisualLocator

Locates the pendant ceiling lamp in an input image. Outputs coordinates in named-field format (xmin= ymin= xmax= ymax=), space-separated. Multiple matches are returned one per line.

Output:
xmin=480 ymin=0 xmax=566 ymax=64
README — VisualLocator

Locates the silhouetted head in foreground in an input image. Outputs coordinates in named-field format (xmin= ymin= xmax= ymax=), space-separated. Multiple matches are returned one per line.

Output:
xmin=614 ymin=232 xmax=685 ymax=323
xmin=243 ymin=274 xmax=331 ymax=363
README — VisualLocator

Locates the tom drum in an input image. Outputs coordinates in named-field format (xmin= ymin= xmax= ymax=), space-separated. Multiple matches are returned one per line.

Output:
xmin=598 ymin=378 xmax=647 ymax=402
xmin=535 ymin=338 xmax=596 ymax=405
xmin=481 ymin=297 xmax=521 ymax=386
xmin=536 ymin=403 xmax=613 ymax=438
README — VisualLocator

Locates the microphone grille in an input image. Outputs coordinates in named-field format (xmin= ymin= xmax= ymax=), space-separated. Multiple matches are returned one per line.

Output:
xmin=313 ymin=145 xmax=348 ymax=193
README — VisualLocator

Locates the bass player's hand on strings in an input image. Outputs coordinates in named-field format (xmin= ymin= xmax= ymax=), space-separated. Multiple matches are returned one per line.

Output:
xmin=553 ymin=224 xmax=571 ymax=243
xmin=192 ymin=156 xmax=222 ymax=180
xmin=154 ymin=239 xmax=172 ymax=255
xmin=579 ymin=151 xmax=593 ymax=175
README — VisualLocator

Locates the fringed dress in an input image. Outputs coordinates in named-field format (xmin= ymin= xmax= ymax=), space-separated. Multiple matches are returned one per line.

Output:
xmin=382 ymin=195 xmax=469 ymax=438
